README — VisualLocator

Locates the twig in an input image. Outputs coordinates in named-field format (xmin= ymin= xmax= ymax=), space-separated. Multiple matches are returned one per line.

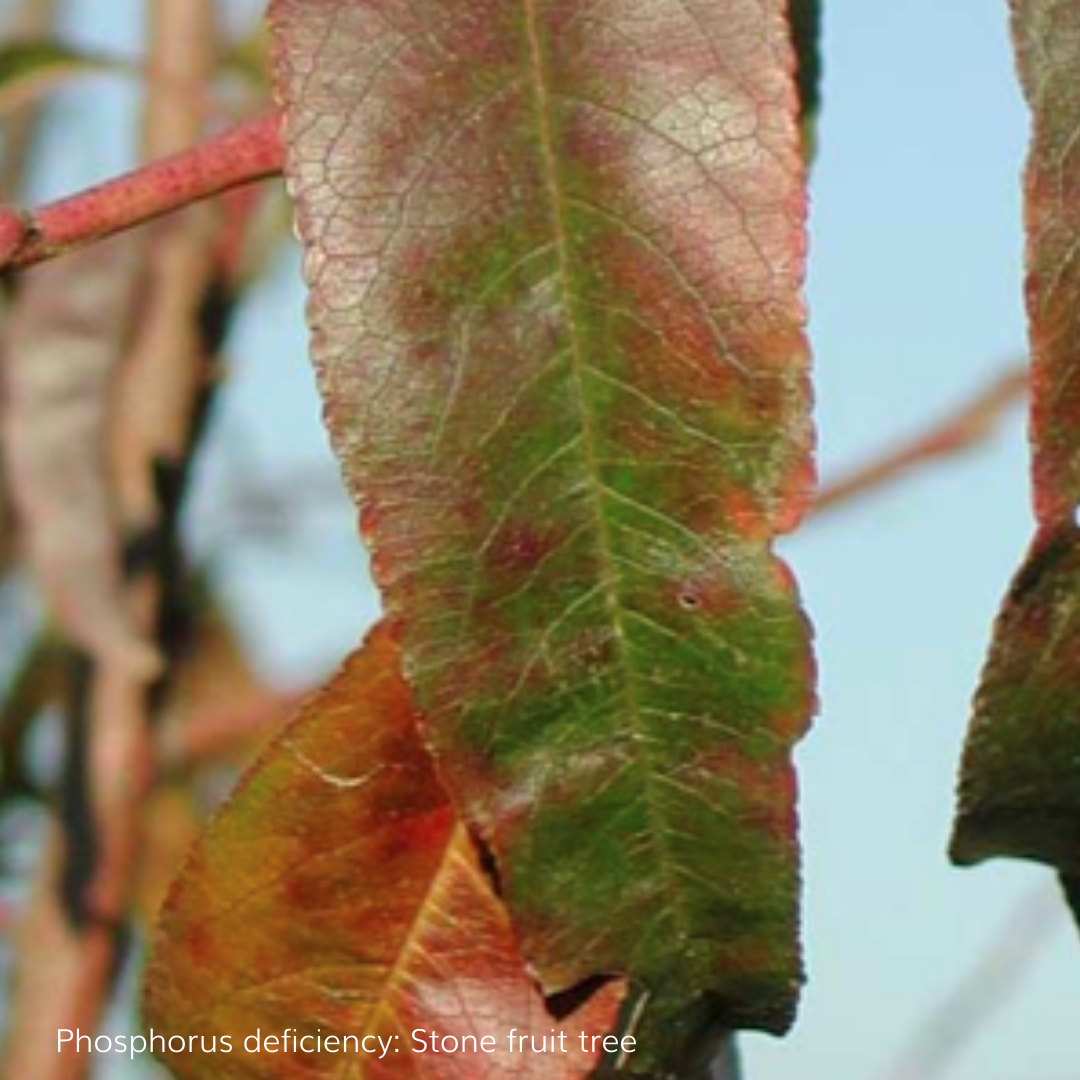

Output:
xmin=4 ymin=661 xmax=157 ymax=1080
xmin=875 ymin=883 xmax=1060 ymax=1080
xmin=4 ymin=5 xmax=227 ymax=1077
xmin=813 ymin=368 xmax=1027 ymax=516
xmin=0 ymin=109 xmax=282 ymax=272
xmin=0 ymin=0 xmax=62 ymax=581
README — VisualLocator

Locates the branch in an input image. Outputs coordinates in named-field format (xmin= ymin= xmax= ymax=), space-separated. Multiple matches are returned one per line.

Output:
xmin=4 ymin=7 xmax=235 ymax=1077
xmin=3 ymin=664 xmax=157 ymax=1080
xmin=875 ymin=883 xmax=1059 ymax=1080
xmin=813 ymin=367 xmax=1027 ymax=517
xmin=0 ymin=109 xmax=283 ymax=272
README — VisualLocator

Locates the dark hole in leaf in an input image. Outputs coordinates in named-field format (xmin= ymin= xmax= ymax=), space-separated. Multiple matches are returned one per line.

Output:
xmin=546 ymin=974 xmax=619 ymax=1022
xmin=679 ymin=592 xmax=701 ymax=611
xmin=471 ymin=828 xmax=504 ymax=898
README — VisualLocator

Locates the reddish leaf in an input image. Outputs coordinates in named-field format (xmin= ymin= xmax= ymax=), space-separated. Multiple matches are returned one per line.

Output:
xmin=271 ymin=0 xmax=814 ymax=1062
xmin=0 ymin=234 xmax=159 ymax=674
xmin=145 ymin=626 xmax=622 ymax=1080
xmin=952 ymin=2 xmax=1080 ymax=873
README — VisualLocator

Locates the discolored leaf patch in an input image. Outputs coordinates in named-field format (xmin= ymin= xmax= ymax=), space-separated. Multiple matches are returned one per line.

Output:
xmin=146 ymin=626 xmax=622 ymax=1080
xmin=953 ymin=526 xmax=1080 ymax=870
xmin=271 ymin=0 xmax=814 ymax=1065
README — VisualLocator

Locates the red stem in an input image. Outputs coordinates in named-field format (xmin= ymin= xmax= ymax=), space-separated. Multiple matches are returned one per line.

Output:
xmin=0 ymin=110 xmax=284 ymax=271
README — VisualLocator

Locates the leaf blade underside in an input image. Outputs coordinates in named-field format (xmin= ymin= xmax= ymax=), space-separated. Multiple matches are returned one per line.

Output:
xmin=271 ymin=0 xmax=815 ymax=1063
xmin=145 ymin=626 xmax=621 ymax=1080
xmin=952 ymin=1 xmax=1080 ymax=875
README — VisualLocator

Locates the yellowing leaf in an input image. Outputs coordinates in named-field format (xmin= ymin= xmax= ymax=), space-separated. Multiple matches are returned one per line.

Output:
xmin=146 ymin=626 xmax=622 ymax=1080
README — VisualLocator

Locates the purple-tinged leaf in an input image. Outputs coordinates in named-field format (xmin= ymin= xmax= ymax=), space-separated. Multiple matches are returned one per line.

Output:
xmin=146 ymin=625 xmax=623 ymax=1080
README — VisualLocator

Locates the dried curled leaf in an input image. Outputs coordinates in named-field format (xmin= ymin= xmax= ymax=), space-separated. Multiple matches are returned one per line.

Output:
xmin=0 ymin=233 xmax=159 ymax=674
xmin=146 ymin=626 xmax=622 ymax=1080
xmin=952 ymin=1 xmax=1080 ymax=874
xmin=272 ymin=0 xmax=814 ymax=1066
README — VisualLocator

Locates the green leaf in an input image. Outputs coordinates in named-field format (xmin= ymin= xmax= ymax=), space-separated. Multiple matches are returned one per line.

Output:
xmin=952 ymin=1 xmax=1080 ymax=880
xmin=271 ymin=0 xmax=815 ymax=1067
xmin=953 ymin=528 xmax=1080 ymax=870
xmin=145 ymin=626 xmax=622 ymax=1080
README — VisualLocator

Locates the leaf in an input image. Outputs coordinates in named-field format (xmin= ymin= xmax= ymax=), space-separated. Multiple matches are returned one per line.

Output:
xmin=952 ymin=2 xmax=1080 ymax=876
xmin=0 ymin=233 xmax=160 ymax=675
xmin=145 ymin=625 xmax=623 ymax=1080
xmin=0 ymin=40 xmax=126 ymax=124
xmin=271 ymin=0 xmax=814 ymax=1064
xmin=953 ymin=528 xmax=1080 ymax=869
xmin=1012 ymin=1 xmax=1080 ymax=527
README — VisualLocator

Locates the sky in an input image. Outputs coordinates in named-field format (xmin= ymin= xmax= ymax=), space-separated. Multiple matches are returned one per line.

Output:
xmin=12 ymin=1 xmax=1080 ymax=1079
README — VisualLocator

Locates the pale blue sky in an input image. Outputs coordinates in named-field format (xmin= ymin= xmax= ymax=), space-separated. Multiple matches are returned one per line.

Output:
xmin=17 ymin=2 xmax=1080 ymax=1078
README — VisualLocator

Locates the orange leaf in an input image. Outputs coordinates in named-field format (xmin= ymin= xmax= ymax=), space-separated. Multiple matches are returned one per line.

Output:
xmin=145 ymin=625 xmax=622 ymax=1080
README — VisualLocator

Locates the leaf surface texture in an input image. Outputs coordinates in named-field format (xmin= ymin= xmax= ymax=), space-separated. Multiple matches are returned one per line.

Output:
xmin=146 ymin=626 xmax=621 ymax=1080
xmin=953 ymin=0 xmax=1080 ymax=876
xmin=271 ymin=0 xmax=815 ymax=1058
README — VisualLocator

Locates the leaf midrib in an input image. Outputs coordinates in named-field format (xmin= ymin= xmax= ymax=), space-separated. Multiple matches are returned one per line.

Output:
xmin=519 ymin=0 xmax=681 ymax=934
